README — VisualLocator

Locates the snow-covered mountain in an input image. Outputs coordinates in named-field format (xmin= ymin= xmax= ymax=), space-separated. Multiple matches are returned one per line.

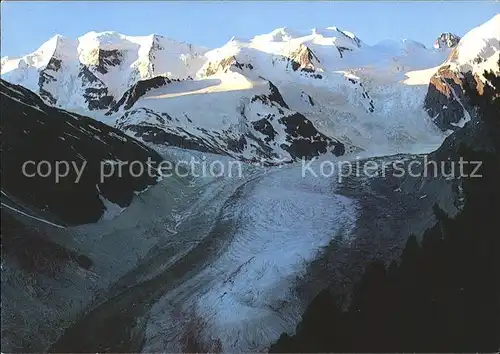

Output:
xmin=1 ymin=32 xmax=207 ymax=111
xmin=2 ymin=17 xmax=498 ymax=164
xmin=0 ymin=26 xmax=449 ymax=113
xmin=1 ymin=25 xmax=465 ymax=164
xmin=2 ymin=25 xmax=458 ymax=163
xmin=102 ymin=26 xmax=455 ymax=162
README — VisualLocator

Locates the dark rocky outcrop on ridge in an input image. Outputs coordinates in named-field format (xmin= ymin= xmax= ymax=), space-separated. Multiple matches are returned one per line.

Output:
xmin=93 ymin=48 xmax=124 ymax=75
xmin=107 ymin=76 xmax=171 ymax=114
xmin=287 ymin=45 xmax=321 ymax=72
xmin=434 ymin=32 xmax=461 ymax=49
xmin=424 ymin=64 xmax=484 ymax=132
xmin=279 ymin=113 xmax=346 ymax=159
xmin=199 ymin=55 xmax=254 ymax=77
xmin=78 ymin=64 xmax=116 ymax=110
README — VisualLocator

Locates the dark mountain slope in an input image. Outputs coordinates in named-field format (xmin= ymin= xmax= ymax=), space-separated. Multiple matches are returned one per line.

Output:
xmin=1 ymin=79 xmax=163 ymax=226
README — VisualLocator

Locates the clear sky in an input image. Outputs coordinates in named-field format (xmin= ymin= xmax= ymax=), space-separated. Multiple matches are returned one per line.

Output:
xmin=1 ymin=1 xmax=499 ymax=57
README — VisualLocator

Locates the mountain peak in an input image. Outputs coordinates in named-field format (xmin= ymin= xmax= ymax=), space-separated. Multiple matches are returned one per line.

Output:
xmin=313 ymin=26 xmax=362 ymax=48
xmin=77 ymin=31 xmax=136 ymax=51
xmin=433 ymin=32 xmax=461 ymax=49
xmin=264 ymin=27 xmax=305 ymax=41
xmin=36 ymin=34 xmax=69 ymax=53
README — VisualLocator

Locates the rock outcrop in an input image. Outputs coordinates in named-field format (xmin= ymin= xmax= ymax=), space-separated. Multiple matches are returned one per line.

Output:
xmin=287 ymin=45 xmax=321 ymax=72
xmin=433 ymin=32 xmax=461 ymax=49
xmin=107 ymin=76 xmax=171 ymax=114
xmin=198 ymin=55 xmax=254 ymax=77
xmin=424 ymin=64 xmax=480 ymax=131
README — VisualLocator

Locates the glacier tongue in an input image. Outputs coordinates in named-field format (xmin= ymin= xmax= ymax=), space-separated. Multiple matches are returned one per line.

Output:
xmin=140 ymin=158 xmax=358 ymax=352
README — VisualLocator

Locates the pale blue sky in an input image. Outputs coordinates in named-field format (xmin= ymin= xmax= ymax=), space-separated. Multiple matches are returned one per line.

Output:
xmin=1 ymin=1 xmax=499 ymax=57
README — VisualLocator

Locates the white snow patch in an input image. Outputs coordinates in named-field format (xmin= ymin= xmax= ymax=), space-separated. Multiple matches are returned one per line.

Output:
xmin=95 ymin=184 xmax=126 ymax=220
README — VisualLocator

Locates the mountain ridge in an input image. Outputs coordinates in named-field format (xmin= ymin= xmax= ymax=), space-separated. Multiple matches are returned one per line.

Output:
xmin=1 ymin=25 xmax=452 ymax=112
